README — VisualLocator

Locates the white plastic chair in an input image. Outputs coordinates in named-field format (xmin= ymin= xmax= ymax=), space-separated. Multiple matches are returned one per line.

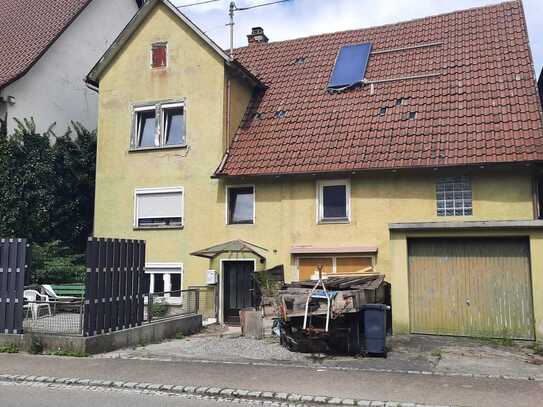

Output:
xmin=23 ymin=289 xmax=52 ymax=320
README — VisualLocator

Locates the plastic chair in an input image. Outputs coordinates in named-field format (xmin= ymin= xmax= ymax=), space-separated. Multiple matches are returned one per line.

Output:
xmin=23 ymin=289 xmax=52 ymax=320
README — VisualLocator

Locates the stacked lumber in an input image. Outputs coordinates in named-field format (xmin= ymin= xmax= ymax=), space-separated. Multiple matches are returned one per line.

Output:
xmin=277 ymin=274 xmax=387 ymax=320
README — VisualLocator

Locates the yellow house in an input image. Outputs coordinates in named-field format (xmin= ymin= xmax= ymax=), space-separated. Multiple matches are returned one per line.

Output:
xmin=87 ymin=0 xmax=543 ymax=341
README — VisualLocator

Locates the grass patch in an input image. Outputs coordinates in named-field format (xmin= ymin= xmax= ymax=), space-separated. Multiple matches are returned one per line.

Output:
xmin=430 ymin=349 xmax=442 ymax=359
xmin=48 ymin=349 xmax=88 ymax=358
xmin=478 ymin=337 xmax=515 ymax=347
xmin=175 ymin=330 xmax=185 ymax=340
xmin=0 ymin=343 xmax=19 ymax=354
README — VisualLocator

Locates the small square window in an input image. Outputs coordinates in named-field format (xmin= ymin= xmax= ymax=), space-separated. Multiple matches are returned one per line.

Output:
xmin=151 ymin=43 xmax=167 ymax=68
xmin=227 ymin=186 xmax=254 ymax=224
xmin=135 ymin=107 xmax=157 ymax=148
xmin=161 ymin=103 xmax=186 ymax=146
xmin=317 ymin=180 xmax=350 ymax=223
xmin=436 ymin=176 xmax=472 ymax=217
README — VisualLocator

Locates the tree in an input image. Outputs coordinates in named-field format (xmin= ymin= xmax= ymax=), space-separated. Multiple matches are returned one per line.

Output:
xmin=0 ymin=118 xmax=96 ymax=252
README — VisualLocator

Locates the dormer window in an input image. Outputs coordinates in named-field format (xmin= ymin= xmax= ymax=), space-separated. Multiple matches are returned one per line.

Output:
xmin=151 ymin=43 xmax=167 ymax=68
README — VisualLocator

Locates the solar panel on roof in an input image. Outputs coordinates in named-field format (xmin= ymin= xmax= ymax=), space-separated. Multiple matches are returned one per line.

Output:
xmin=328 ymin=43 xmax=372 ymax=89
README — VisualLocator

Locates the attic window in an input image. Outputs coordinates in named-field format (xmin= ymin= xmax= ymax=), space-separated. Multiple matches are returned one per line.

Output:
xmin=395 ymin=98 xmax=404 ymax=106
xmin=275 ymin=110 xmax=287 ymax=119
xmin=151 ymin=43 xmax=167 ymax=68
xmin=253 ymin=112 xmax=263 ymax=120
xmin=403 ymin=112 xmax=417 ymax=120
xmin=295 ymin=57 xmax=306 ymax=64
xmin=328 ymin=43 xmax=372 ymax=89
xmin=378 ymin=107 xmax=387 ymax=116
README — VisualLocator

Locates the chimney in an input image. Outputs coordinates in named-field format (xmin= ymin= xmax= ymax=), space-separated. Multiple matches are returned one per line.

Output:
xmin=247 ymin=27 xmax=269 ymax=45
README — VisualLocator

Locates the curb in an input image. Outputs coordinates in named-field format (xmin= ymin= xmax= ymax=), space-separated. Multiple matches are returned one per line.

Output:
xmin=0 ymin=373 xmax=459 ymax=407
xmin=100 ymin=355 xmax=543 ymax=383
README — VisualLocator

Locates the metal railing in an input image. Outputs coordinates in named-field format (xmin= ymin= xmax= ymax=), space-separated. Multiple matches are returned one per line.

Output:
xmin=22 ymin=300 xmax=84 ymax=336
xmin=146 ymin=289 xmax=199 ymax=323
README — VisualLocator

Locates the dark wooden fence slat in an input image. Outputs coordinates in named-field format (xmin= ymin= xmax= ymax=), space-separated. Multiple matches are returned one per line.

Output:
xmin=0 ymin=239 xmax=27 ymax=334
xmin=83 ymin=237 xmax=146 ymax=335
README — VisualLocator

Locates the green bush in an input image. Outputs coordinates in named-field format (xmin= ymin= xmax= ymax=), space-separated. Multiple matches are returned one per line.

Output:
xmin=150 ymin=301 xmax=169 ymax=319
xmin=30 ymin=241 xmax=85 ymax=285
xmin=0 ymin=343 xmax=19 ymax=353
xmin=30 ymin=337 xmax=43 ymax=355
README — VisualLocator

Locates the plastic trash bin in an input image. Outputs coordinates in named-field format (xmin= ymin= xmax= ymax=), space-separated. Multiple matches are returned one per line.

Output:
xmin=361 ymin=304 xmax=389 ymax=356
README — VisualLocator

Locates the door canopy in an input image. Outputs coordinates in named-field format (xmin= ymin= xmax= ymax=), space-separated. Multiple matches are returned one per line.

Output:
xmin=190 ymin=239 xmax=267 ymax=260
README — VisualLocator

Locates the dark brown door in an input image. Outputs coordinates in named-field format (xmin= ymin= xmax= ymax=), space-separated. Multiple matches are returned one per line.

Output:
xmin=223 ymin=261 xmax=255 ymax=324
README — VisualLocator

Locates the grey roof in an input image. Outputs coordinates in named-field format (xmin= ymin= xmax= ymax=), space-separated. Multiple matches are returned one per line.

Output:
xmin=190 ymin=239 xmax=267 ymax=259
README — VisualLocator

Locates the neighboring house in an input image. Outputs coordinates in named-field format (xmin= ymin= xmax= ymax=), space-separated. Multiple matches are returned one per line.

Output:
xmin=0 ymin=0 xmax=141 ymax=135
xmin=87 ymin=0 xmax=543 ymax=341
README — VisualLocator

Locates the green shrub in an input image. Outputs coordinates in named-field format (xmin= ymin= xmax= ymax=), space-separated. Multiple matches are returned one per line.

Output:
xmin=30 ymin=337 xmax=43 ymax=355
xmin=0 ymin=343 xmax=19 ymax=353
xmin=48 ymin=349 xmax=88 ymax=357
xmin=30 ymin=241 xmax=85 ymax=285
xmin=150 ymin=301 xmax=168 ymax=319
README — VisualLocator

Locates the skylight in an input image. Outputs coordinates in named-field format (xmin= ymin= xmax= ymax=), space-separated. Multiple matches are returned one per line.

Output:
xmin=328 ymin=43 xmax=372 ymax=89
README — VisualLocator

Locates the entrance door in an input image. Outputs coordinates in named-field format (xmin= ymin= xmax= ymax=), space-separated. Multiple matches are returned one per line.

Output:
xmin=223 ymin=261 xmax=255 ymax=324
xmin=408 ymin=238 xmax=534 ymax=340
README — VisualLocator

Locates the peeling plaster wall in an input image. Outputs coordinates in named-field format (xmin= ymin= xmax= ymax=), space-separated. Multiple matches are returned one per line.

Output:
xmin=2 ymin=0 xmax=138 ymax=135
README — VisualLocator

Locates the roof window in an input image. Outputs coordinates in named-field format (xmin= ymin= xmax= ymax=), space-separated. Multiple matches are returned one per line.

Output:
xmin=275 ymin=110 xmax=287 ymax=119
xmin=395 ymin=98 xmax=405 ymax=106
xmin=295 ymin=57 xmax=306 ymax=64
xmin=328 ymin=43 xmax=372 ymax=90
xmin=378 ymin=107 xmax=387 ymax=116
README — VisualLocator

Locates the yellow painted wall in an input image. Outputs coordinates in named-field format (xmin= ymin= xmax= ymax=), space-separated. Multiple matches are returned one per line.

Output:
xmin=94 ymin=3 xmax=253 ymax=288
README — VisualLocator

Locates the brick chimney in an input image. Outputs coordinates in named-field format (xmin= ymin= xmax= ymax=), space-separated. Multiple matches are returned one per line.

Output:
xmin=247 ymin=27 xmax=269 ymax=45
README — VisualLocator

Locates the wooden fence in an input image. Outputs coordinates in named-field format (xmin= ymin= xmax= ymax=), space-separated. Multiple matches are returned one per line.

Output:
xmin=84 ymin=238 xmax=147 ymax=337
xmin=0 ymin=238 xmax=28 ymax=334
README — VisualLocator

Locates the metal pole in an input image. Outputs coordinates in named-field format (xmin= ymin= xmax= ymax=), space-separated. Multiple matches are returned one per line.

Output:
xmin=228 ymin=1 xmax=235 ymax=59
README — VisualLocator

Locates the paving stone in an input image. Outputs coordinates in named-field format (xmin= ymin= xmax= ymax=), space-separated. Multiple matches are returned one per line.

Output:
xmin=385 ymin=402 xmax=399 ymax=407
xmin=327 ymin=398 xmax=343 ymax=405
xmin=357 ymin=401 xmax=371 ymax=407
xmin=314 ymin=396 xmax=328 ymax=404
xmin=275 ymin=393 xmax=289 ymax=400
xmin=196 ymin=387 xmax=210 ymax=394
xmin=184 ymin=385 xmax=197 ymax=393
xmin=147 ymin=384 xmax=162 ymax=391
xmin=26 ymin=376 xmax=37 ymax=382
xmin=35 ymin=377 xmax=48 ymax=383
xmin=287 ymin=394 xmax=301 ymax=402
xmin=207 ymin=387 xmax=222 ymax=395
xmin=342 ymin=399 xmax=356 ymax=406
xmin=370 ymin=402 xmax=385 ymax=407
xmin=112 ymin=381 xmax=125 ymax=388
xmin=77 ymin=379 xmax=91 ymax=386
xmin=262 ymin=392 xmax=275 ymax=399
xmin=234 ymin=389 xmax=249 ymax=397
xmin=399 ymin=403 xmax=416 ymax=407
xmin=220 ymin=389 xmax=235 ymax=396
xmin=172 ymin=385 xmax=186 ymax=393
xmin=301 ymin=395 xmax=314 ymax=402
xmin=248 ymin=391 xmax=263 ymax=398
xmin=160 ymin=384 xmax=174 ymax=391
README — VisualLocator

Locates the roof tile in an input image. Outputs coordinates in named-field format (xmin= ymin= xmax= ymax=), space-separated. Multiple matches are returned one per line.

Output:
xmin=217 ymin=1 xmax=543 ymax=176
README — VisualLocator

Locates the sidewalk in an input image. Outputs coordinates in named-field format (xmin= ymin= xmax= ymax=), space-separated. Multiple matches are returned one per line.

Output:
xmin=1 ymin=353 xmax=542 ymax=407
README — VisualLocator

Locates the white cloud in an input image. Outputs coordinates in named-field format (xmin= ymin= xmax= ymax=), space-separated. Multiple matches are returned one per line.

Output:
xmin=173 ymin=0 xmax=543 ymax=74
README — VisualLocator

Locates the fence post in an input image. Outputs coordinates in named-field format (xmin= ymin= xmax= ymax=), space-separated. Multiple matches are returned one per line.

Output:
xmin=148 ymin=293 xmax=153 ymax=323
xmin=195 ymin=289 xmax=200 ymax=315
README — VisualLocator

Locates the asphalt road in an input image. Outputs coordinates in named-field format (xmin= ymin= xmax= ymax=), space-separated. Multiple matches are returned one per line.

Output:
xmin=1 ymin=354 xmax=542 ymax=407
xmin=0 ymin=382 xmax=240 ymax=407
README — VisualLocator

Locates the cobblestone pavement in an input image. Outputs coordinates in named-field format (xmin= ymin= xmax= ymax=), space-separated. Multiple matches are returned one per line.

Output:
xmin=0 ymin=375 xmax=457 ymax=407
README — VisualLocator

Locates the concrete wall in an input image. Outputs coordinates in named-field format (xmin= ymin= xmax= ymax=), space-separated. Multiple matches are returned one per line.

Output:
xmin=0 ymin=314 xmax=201 ymax=355
xmin=0 ymin=0 xmax=138 ymax=135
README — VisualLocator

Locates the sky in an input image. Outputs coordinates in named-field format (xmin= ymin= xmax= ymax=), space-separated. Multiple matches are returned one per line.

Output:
xmin=172 ymin=0 xmax=543 ymax=74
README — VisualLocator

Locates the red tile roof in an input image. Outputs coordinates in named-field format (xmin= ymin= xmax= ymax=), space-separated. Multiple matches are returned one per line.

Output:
xmin=216 ymin=1 xmax=543 ymax=177
xmin=0 ymin=0 xmax=92 ymax=89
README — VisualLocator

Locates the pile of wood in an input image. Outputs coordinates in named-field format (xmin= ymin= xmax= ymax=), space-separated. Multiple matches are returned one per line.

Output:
xmin=277 ymin=274 xmax=388 ymax=320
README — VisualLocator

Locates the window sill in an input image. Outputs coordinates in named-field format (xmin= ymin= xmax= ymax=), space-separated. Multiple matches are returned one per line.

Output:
xmin=128 ymin=145 xmax=188 ymax=153
xmin=318 ymin=218 xmax=350 ymax=225
xmin=227 ymin=222 xmax=255 ymax=226
xmin=133 ymin=225 xmax=184 ymax=231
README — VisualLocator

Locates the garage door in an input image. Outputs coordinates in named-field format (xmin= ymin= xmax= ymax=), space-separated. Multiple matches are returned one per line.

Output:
xmin=408 ymin=238 xmax=534 ymax=340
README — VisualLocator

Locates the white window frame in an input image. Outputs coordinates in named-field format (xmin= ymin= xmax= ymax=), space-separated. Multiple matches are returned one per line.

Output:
xmin=134 ymin=105 xmax=158 ymax=148
xmin=150 ymin=42 xmax=168 ymax=69
xmin=160 ymin=102 xmax=186 ymax=147
xmin=134 ymin=186 xmax=184 ymax=229
xmin=225 ymin=184 xmax=256 ymax=225
xmin=146 ymin=262 xmax=183 ymax=305
xmin=316 ymin=179 xmax=351 ymax=224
